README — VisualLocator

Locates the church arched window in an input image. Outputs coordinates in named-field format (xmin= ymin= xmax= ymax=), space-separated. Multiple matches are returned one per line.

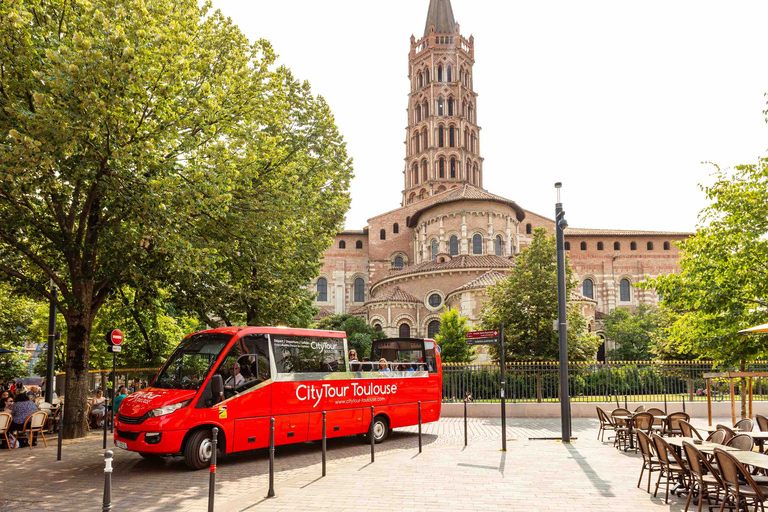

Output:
xmin=447 ymin=65 xmax=452 ymax=82
xmin=580 ymin=242 xmax=587 ymax=251
xmin=426 ymin=69 xmax=430 ymax=83
xmin=647 ymin=242 xmax=654 ymax=250
xmin=399 ymin=323 xmax=411 ymax=338
xmin=422 ymin=127 xmax=428 ymax=147
xmin=423 ymin=101 xmax=429 ymax=117
xmin=380 ymin=229 xmax=386 ymax=240
xmin=415 ymin=104 xmax=421 ymax=123
xmin=620 ymin=279 xmax=631 ymax=302
xmin=316 ymin=278 xmax=327 ymax=302
xmin=438 ymin=126 xmax=444 ymax=147
xmin=394 ymin=256 xmax=404 ymax=269
xmin=614 ymin=242 xmax=621 ymax=251
xmin=427 ymin=320 xmax=441 ymax=339
xmin=448 ymin=98 xmax=454 ymax=116
xmin=418 ymin=72 xmax=423 ymax=88
xmin=582 ymin=279 xmax=594 ymax=299
xmin=472 ymin=234 xmax=483 ymax=255
xmin=631 ymin=242 xmax=637 ymax=251
xmin=449 ymin=236 xmax=459 ymax=256
xmin=564 ymin=242 xmax=571 ymax=250
xmin=412 ymin=163 xmax=419 ymax=185
xmin=495 ymin=236 xmax=503 ymax=256
xmin=437 ymin=98 xmax=444 ymax=116
xmin=431 ymin=239 xmax=438 ymax=260
xmin=356 ymin=241 xmax=363 ymax=249
xmin=437 ymin=65 xmax=443 ymax=82
xmin=526 ymin=223 xmax=532 ymax=235
xmin=438 ymin=158 xmax=445 ymax=179
xmin=354 ymin=278 xmax=365 ymax=303
xmin=339 ymin=241 xmax=346 ymax=249
xmin=664 ymin=242 xmax=671 ymax=251
xmin=393 ymin=223 xmax=399 ymax=234
xmin=597 ymin=242 xmax=604 ymax=251
xmin=450 ymin=158 xmax=457 ymax=179
xmin=422 ymin=160 xmax=428 ymax=182
xmin=414 ymin=132 xmax=420 ymax=153
xmin=449 ymin=127 xmax=455 ymax=147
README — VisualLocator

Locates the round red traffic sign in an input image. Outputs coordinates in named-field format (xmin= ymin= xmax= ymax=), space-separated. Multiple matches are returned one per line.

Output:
xmin=108 ymin=329 xmax=123 ymax=346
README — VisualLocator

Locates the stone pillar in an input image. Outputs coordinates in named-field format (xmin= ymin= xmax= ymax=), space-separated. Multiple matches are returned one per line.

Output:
xmin=461 ymin=212 xmax=468 ymax=254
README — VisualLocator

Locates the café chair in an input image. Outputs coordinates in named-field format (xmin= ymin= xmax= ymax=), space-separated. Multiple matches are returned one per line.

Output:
xmin=714 ymin=448 xmax=768 ymax=512
xmin=682 ymin=441 xmax=724 ymax=512
xmin=0 ymin=412 xmax=13 ymax=450
xmin=679 ymin=420 xmax=703 ymax=440
xmin=735 ymin=418 xmax=754 ymax=432
xmin=653 ymin=435 xmax=689 ymax=504
xmin=16 ymin=411 xmax=48 ymax=450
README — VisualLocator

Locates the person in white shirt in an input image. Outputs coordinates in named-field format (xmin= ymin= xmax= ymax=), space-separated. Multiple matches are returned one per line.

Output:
xmin=225 ymin=363 xmax=244 ymax=388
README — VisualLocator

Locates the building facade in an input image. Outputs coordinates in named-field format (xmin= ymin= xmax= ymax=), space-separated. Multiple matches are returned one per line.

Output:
xmin=312 ymin=0 xmax=688 ymax=361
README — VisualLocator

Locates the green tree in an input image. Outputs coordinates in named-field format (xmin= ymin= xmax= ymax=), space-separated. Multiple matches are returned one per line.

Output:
xmin=644 ymin=157 xmax=768 ymax=417
xmin=604 ymin=305 xmax=664 ymax=361
xmin=481 ymin=228 xmax=601 ymax=362
xmin=0 ymin=350 xmax=29 ymax=382
xmin=434 ymin=308 xmax=473 ymax=363
xmin=314 ymin=314 xmax=386 ymax=359
xmin=0 ymin=284 xmax=39 ymax=348
xmin=0 ymin=0 xmax=350 ymax=437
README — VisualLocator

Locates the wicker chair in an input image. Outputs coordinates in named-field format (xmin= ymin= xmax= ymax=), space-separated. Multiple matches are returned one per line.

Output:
xmin=717 ymin=425 xmax=737 ymax=445
xmin=665 ymin=412 xmax=691 ymax=437
xmin=714 ymin=448 xmax=768 ymax=512
xmin=632 ymin=412 xmax=655 ymax=453
xmin=679 ymin=420 xmax=703 ymax=440
xmin=734 ymin=418 xmax=754 ymax=432
xmin=612 ymin=408 xmax=632 ymax=450
xmin=647 ymin=407 xmax=666 ymax=433
xmin=596 ymin=407 xmax=616 ymax=442
xmin=653 ymin=434 xmax=689 ymax=504
xmin=726 ymin=434 xmax=754 ymax=452
xmin=682 ymin=441 xmax=724 ymax=512
xmin=635 ymin=405 xmax=646 ymax=413
xmin=756 ymin=414 xmax=768 ymax=432
xmin=15 ymin=411 xmax=48 ymax=449
xmin=636 ymin=431 xmax=662 ymax=493
xmin=0 ymin=412 xmax=13 ymax=450
xmin=707 ymin=429 xmax=727 ymax=445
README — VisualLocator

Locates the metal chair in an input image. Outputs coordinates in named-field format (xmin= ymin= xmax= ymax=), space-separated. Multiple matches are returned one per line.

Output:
xmin=0 ymin=412 xmax=13 ymax=450
xmin=653 ymin=434 xmax=690 ymax=504
xmin=612 ymin=408 xmax=632 ymax=450
xmin=734 ymin=418 xmax=754 ymax=432
xmin=755 ymin=414 xmax=768 ymax=432
xmin=647 ymin=407 xmax=666 ymax=433
xmin=714 ymin=448 xmax=768 ymax=512
xmin=707 ymin=429 xmax=727 ymax=445
xmin=632 ymin=412 xmax=655 ymax=453
xmin=682 ymin=441 xmax=724 ymax=512
xmin=635 ymin=405 xmax=646 ymax=413
xmin=679 ymin=420 xmax=703 ymax=440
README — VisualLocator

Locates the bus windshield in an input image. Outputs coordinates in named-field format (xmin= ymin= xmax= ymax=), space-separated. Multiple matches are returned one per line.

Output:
xmin=153 ymin=333 xmax=233 ymax=390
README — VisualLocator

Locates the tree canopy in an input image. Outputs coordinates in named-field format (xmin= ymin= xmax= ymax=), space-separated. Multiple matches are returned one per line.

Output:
xmin=604 ymin=305 xmax=666 ymax=361
xmin=0 ymin=0 xmax=351 ymax=437
xmin=481 ymin=228 xmax=601 ymax=362
xmin=434 ymin=308 xmax=473 ymax=363
xmin=313 ymin=314 xmax=387 ymax=359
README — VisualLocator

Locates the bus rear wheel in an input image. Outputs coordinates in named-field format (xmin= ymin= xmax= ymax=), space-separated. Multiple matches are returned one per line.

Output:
xmin=367 ymin=415 xmax=389 ymax=444
xmin=183 ymin=429 xmax=214 ymax=470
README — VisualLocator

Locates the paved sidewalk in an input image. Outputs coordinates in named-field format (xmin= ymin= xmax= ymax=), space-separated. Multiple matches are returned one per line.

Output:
xmin=0 ymin=417 xmax=729 ymax=511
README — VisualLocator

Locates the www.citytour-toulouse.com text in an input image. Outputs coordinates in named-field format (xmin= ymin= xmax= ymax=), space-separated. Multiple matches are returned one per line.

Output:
xmin=297 ymin=382 xmax=398 ymax=408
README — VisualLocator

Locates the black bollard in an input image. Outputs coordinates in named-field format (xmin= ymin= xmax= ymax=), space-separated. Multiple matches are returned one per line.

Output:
xmin=370 ymin=406 xmax=375 ymax=463
xmin=418 ymin=401 xmax=422 ymax=453
xmin=102 ymin=450 xmax=113 ymax=511
xmin=322 ymin=411 xmax=327 ymax=477
xmin=57 ymin=406 xmax=64 ymax=461
xmin=208 ymin=427 xmax=218 ymax=512
xmin=267 ymin=418 xmax=275 ymax=498
xmin=464 ymin=399 xmax=468 ymax=447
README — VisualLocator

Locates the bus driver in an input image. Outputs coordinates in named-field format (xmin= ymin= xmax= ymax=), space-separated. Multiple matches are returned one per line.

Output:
xmin=225 ymin=363 xmax=244 ymax=388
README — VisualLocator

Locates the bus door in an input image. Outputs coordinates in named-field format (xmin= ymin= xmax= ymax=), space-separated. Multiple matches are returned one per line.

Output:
xmin=213 ymin=334 xmax=274 ymax=452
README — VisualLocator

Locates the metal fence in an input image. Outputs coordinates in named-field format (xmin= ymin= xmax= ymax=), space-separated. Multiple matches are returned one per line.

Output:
xmin=54 ymin=368 xmax=160 ymax=394
xmin=442 ymin=361 xmax=768 ymax=404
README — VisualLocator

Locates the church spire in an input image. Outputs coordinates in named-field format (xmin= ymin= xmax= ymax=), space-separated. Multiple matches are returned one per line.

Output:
xmin=424 ymin=0 xmax=456 ymax=36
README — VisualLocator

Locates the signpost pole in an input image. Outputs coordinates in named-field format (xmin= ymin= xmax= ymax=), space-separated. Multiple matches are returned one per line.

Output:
xmin=500 ymin=322 xmax=506 ymax=452
xmin=111 ymin=352 xmax=116 ymax=434
xmin=45 ymin=280 xmax=57 ymax=404
xmin=555 ymin=183 xmax=571 ymax=444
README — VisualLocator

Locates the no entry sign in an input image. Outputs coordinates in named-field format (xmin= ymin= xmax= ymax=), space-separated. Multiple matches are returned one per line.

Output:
xmin=106 ymin=329 xmax=123 ymax=346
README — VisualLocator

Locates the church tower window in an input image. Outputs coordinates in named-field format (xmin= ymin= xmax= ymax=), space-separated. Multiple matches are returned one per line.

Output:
xmin=317 ymin=278 xmax=328 ymax=302
xmin=431 ymin=239 xmax=438 ymax=260
xmin=449 ymin=236 xmax=459 ymax=256
xmin=495 ymin=236 xmax=503 ymax=256
xmin=437 ymin=65 xmax=443 ymax=82
xmin=393 ymin=223 xmax=399 ymax=234
xmin=438 ymin=98 xmax=444 ymax=116
xmin=438 ymin=126 xmax=444 ymax=147
xmin=597 ymin=242 xmax=604 ymax=251
xmin=447 ymin=65 xmax=452 ymax=82
xmin=449 ymin=127 xmax=455 ymax=147
xmin=614 ymin=242 xmax=621 ymax=250
xmin=448 ymin=98 xmax=454 ymax=116
xmin=583 ymin=279 xmax=594 ymax=299
xmin=450 ymin=158 xmax=457 ymax=178
xmin=354 ymin=278 xmax=366 ymax=303
xmin=472 ymin=234 xmax=483 ymax=255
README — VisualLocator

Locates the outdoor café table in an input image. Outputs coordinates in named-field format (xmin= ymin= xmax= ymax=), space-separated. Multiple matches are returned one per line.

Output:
xmin=727 ymin=449 xmax=768 ymax=472
xmin=613 ymin=415 xmax=668 ymax=451
xmin=664 ymin=437 xmax=741 ymax=454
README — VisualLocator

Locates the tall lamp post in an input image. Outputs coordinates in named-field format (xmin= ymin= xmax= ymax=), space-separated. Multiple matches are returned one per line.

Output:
xmin=45 ymin=279 xmax=58 ymax=404
xmin=555 ymin=183 xmax=571 ymax=443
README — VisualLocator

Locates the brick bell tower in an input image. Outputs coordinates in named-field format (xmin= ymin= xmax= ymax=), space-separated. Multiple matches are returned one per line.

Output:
xmin=403 ymin=0 xmax=482 ymax=206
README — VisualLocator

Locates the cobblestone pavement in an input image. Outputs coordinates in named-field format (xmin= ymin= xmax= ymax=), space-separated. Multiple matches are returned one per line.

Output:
xmin=0 ymin=417 xmax=731 ymax=511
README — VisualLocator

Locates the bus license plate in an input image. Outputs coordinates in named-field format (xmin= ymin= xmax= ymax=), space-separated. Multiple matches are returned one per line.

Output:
xmin=116 ymin=441 xmax=128 ymax=450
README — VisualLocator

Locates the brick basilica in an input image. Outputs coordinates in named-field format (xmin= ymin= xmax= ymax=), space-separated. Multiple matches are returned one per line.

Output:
xmin=312 ymin=0 xmax=689 ymax=361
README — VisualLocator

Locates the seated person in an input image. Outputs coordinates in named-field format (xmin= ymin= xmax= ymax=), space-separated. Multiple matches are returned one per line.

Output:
xmin=361 ymin=357 xmax=372 ymax=371
xmin=90 ymin=390 xmax=107 ymax=427
xmin=349 ymin=350 xmax=362 ymax=372
xmin=0 ymin=396 xmax=13 ymax=412
xmin=10 ymin=393 xmax=38 ymax=437
xmin=224 ymin=363 xmax=244 ymax=388
xmin=378 ymin=358 xmax=391 ymax=372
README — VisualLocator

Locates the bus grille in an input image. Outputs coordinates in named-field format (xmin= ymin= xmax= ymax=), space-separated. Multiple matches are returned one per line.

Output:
xmin=116 ymin=430 xmax=140 ymax=441
xmin=118 ymin=413 xmax=148 ymax=425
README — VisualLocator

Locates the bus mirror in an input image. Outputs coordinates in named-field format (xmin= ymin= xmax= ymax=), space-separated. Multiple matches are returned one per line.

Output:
xmin=210 ymin=374 xmax=224 ymax=405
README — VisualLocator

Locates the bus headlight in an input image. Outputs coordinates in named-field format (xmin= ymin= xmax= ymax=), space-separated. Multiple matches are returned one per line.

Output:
xmin=148 ymin=400 xmax=191 ymax=418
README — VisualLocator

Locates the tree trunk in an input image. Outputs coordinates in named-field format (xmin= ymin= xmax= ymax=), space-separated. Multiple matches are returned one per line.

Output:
xmin=63 ymin=319 xmax=92 ymax=439
xmin=740 ymin=360 xmax=747 ymax=420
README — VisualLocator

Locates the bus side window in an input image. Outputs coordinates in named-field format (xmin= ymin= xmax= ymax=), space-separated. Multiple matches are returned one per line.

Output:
xmin=424 ymin=341 xmax=438 ymax=373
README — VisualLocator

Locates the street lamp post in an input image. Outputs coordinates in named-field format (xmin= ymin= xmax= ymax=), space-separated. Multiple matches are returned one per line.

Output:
xmin=555 ymin=183 xmax=571 ymax=443
xmin=45 ymin=280 xmax=58 ymax=404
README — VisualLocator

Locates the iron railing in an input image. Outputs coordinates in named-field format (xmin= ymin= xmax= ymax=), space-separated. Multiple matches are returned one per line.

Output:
xmin=442 ymin=361 xmax=768 ymax=404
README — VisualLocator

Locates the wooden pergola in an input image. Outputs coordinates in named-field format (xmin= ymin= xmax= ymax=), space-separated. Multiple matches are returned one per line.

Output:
xmin=703 ymin=372 xmax=767 ymax=426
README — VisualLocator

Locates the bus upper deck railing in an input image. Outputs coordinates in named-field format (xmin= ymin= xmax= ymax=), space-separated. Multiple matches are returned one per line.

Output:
xmin=55 ymin=361 xmax=768 ymax=404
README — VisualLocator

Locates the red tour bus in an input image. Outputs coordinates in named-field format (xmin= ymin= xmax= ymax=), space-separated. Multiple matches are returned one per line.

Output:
xmin=114 ymin=327 xmax=442 ymax=469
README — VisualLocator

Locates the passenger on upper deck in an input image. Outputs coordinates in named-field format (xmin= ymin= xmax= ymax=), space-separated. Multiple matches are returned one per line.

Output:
xmin=349 ymin=350 xmax=362 ymax=372
xmin=378 ymin=358 xmax=391 ymax=373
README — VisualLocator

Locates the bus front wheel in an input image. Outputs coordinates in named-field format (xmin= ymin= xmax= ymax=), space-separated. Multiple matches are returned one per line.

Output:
xmin=183 ymin=429 xmax=214 ymax=470
xmin=367 ymin=415 xmax=390 ymax=444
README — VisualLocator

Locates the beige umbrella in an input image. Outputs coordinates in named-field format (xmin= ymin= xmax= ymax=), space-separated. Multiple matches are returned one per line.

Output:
xmin=739 ymin=323 xmax=768 ymax=334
